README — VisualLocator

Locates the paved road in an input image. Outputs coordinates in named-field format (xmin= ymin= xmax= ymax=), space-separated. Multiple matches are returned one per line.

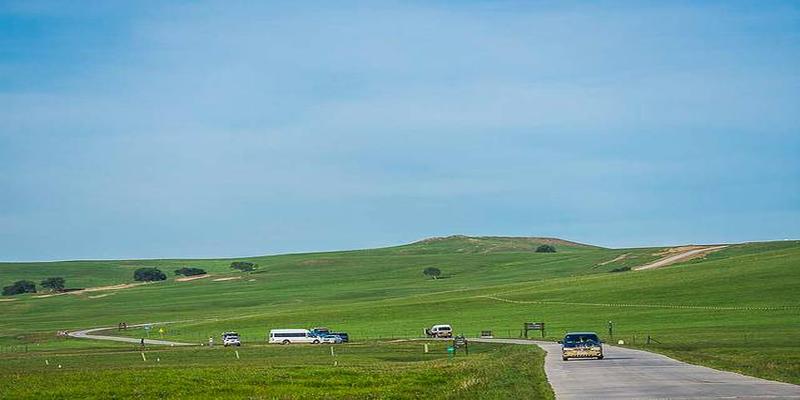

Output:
xmin=68 ymin=323 xmax=195 ymax=346
xmin=473 ymin=338 xmax=800 ymax=399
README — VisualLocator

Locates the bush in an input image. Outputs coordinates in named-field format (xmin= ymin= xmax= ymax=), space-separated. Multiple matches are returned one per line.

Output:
xmin=535 ymin=244 xmax=556 ymax=253
xmin=609 ymin=266 xmax=631 ymax=273
xmin=133 ymin=268 xmax=167 ymax=282
xmin=423 ymin=267 xmax=442 ymax=279
xmin=40 ymin=277 xmax=66 ymax=292
xmin=230 ymin=261 xmax=257 ymax=272
xmin=174 ymin=267 xmax=207 ymax=276
xmin=2 ymin=280 xmax=37 ymax=296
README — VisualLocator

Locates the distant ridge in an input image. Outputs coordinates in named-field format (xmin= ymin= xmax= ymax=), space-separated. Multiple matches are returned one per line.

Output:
xmin=399 ymin=235 xmax=602 ymax=254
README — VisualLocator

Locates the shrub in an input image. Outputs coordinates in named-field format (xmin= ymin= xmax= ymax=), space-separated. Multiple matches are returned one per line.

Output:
xmin=40 ymin=277 xmax=66 ymax=292
xmin=133 ymin=268 xmax=167 ymax=282
xmin=609 ymin=266 xmax=632 ymax=273
xmin=423 ymin=267 xmax=442 ymax=279
xmin=174 ymin=267 xmax=207 ymax=276
xmin=535 ymin=244 xmax=556 ymax=253
xmin=230 ymin=261 xmax=257 ymax=272
xmin=2 ymin=280 xmax=37 ymax=296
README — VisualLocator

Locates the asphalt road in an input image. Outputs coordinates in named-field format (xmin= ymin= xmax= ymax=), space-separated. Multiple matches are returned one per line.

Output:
xmin=68 ymin=323 xmax=194 ymax=346
xmin=474 ymin=338 xmax=800 ymax=399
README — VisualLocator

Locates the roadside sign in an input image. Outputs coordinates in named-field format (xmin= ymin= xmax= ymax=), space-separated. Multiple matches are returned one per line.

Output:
xmin=523 ymin=322 xmax=546 ymax=338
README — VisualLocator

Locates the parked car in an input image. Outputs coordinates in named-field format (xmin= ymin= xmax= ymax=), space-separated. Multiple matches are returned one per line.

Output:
xmin=310 ymin=327 xmax=330 ymax=336
xmin=331 ymin=332 xmax=349 ymax=343
xmin=559 ymin=332 xmax=604 ymax=361
xmin=425 ymin=324 xmax=453 ymax=338
xmin=222 ymin=332 xmax=241 ymax=347
xmin=319 ymin=334 xmax=343 ymax=344
xmin=268 ymin=329 xmax=321 ymax=344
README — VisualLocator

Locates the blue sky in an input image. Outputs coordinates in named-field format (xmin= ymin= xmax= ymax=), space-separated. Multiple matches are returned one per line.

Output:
xmin=1 ymin=1 xmax=798 ymax=260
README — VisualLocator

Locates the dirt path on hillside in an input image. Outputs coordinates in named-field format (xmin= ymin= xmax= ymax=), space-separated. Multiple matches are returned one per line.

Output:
xmin=633 ymin=245 xmax=728 ymax=271
xmin=176 ymin=274 xmax=211 ymax=282
xmin=31 ymin=282 xmax=151 ymax=298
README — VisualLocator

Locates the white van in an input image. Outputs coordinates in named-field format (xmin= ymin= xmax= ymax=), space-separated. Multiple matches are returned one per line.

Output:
xmin=268 ymin=329 xmax=320 ymax=344
xmin=426 ymin=324 xmax=453 ymax=338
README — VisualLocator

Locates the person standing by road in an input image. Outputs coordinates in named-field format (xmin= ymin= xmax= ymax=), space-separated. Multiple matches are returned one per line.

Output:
xmin=140 ymin=338 xmax=145 ymax=350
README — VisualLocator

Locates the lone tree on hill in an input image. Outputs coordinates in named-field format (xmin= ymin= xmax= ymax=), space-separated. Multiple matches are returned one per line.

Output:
xmin=230 ymin=261 xmax=257 ymax=272
xmin=2 ymin=280 xmax=37 ymax=296
xmin=133 ymin=267 xmax=167 ymax=282
xmin=174 ymin=267 xmax=207 ymax=276
xmin=40 ymin=277 xmax=66 ymax=292
xmin=535 ymin=244 xmax=557 ymax=253
xmin=423 ymin=267 xmax=442 ymax=279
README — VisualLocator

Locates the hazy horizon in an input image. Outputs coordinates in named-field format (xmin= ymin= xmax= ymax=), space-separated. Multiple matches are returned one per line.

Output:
xmin=2 ymin=1 xmax=799 ymax=261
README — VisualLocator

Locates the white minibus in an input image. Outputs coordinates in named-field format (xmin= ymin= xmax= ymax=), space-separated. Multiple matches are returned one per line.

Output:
xmin=268 ymin=329 xmax=320 ymax=344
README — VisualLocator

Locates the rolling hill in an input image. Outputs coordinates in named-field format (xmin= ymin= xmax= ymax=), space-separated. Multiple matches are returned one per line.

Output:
xmin=1 ymin=236 xmax=798 ymax=386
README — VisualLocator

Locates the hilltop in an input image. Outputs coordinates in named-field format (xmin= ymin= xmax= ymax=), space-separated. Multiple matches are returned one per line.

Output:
xmin=394 ymin=235 xmax=601 ymax=254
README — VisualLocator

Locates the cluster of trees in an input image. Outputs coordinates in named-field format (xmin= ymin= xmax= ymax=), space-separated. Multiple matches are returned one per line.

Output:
xmin=2 ymin=277 xmax=67 ymax=296
xmin=133 ymin=268 xmax=167 ymax=282
xmin=423 ymin=267 xmax=442 ymax=279
xmin=2 ymin=280 xmax=37 ymax=296
xmin=174 ymin=267 xmax=207 ymax=276
xmin=535 ymin=244 xmax=557 ymax=253
xmin=230 ymin=261 xmax=257 ymax=272
xmin=609 ymin=266 xmax=631 ymax=273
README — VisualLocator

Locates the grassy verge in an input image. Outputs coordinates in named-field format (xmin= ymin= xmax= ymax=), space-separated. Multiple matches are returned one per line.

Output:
xmin=0 ymin=341 xmax=552 ymax=399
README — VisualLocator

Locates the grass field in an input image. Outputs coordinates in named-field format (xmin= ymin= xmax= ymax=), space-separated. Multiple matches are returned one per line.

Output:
xmin=0 ymin=341 xmax=552 ymax=399
xmin=1 ymin=236 xmax=799 ymax=396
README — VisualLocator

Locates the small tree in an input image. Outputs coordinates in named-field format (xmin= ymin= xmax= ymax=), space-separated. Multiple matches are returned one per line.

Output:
xmin=2 ymin=280 xmax=37 ymax=296
xmin=230 ymin=261 xmax=257 ymax=272
xmin=423 ymin=267 xmax=442 ymax=280
xmin=133 ymin=267 xmax=167 ymax=282
xmin=40 ymin=277 xmax=66 ymax=292
xmin=175 ymin=267 xmax=207 ymax=276
xmin=535 ymin=244 xmax=556 ymax=253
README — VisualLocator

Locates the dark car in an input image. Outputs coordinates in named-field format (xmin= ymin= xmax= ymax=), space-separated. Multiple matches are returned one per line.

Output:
xmin=559 ymin=332 xmax=603 ymax=361
xmin=331 ymin=332 xmax=349 ymax=343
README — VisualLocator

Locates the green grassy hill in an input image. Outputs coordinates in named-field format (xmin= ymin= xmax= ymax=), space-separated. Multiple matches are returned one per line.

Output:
xmin=1 ymin=236 xmax=798 ymax=391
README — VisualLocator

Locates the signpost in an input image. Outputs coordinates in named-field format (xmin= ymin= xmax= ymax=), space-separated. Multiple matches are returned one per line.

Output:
xmin=143 ymin=324 xmax=152 ymax=337
xmin=523 ymin=322 xmax=546 ymax=339
xmin=453 ymin=335 xmax=469 ymax=355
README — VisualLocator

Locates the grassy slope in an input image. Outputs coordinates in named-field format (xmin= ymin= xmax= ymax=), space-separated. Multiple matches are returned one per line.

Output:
xmin=1 ymin=237 xmax=798 ymax=387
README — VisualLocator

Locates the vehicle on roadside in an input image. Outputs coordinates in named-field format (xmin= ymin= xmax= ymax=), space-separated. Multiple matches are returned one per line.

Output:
xmin=331 ymin=332 xmax=349 ymax=342
xmin=559 ymin=332 xmax=604 ymax=360
xmin=425 ymin=324 xmax=453 ymax=338
xmin=319 ymin=334 xmax=343 ymax=344
xmin=310 ymin=327 xmax=330 ymax=336
xmin=221 ymin=331 xmax=241 ymax=347
xmin=268 ymin=329 xmax=321 ymax=344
